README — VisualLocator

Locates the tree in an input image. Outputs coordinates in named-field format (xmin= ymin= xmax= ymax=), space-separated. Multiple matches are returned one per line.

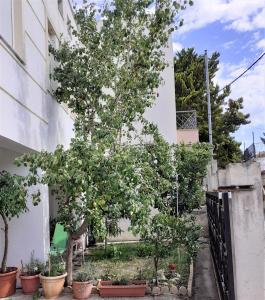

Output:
xmin=173 ymin=143 xmax=211 ymax=213
xmin=141 ymin=213 xmax=201 ymax=285
xmin=174 ymin=48 xmax=250 ymax=167
xmin=16 ymin=0 xmax=192 ymax=285
xmin=16 ymin=130 xmax=178 ymax=284
xmin=0 ymin=171 xmax=28 ymax=272
xmin=51 ymin=0 xmax=188 ymax=141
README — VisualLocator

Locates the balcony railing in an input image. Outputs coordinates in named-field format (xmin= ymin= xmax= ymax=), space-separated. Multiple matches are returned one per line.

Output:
xmin=176 ymin=110 xmax=197 ymax=129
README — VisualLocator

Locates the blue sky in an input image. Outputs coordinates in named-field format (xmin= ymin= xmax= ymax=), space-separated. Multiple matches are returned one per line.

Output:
xmin=173 ymin=0 xmax=265 ymax=151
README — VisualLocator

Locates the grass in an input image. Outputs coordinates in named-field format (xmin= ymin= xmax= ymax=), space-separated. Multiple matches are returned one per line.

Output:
xmin=83 ymin=242 xmax=190 ymax=286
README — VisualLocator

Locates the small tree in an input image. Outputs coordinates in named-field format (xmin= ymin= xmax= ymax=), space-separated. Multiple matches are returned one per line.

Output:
xmin=172 ymin=143 xmax=211 ymax=213
xmin=16 ymin=134 xmax=175 ymax=284
xmin=141 ymin=213 xmax=201 ymax=285
xmin=0 ymin=171 xmax=28 ymax=273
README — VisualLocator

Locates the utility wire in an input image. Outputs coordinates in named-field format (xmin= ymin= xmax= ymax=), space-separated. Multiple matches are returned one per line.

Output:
xmin=219 ymin=52 xmax=265 ymax=93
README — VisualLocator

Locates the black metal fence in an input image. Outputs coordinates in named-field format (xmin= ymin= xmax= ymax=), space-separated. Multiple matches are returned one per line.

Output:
xmin=206 ymin=192 xmax=235 ymax=300
xmin=244 ymin=143 xmax=256 ymax=161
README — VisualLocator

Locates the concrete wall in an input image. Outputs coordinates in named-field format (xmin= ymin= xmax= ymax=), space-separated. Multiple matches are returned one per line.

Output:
xmin=207 ymin=161 xmax=265 ymax=300
xmin=176 ymin=129 xmax=199 ymax=144
xmin=145 ymin=36 xmax=177 ymax=144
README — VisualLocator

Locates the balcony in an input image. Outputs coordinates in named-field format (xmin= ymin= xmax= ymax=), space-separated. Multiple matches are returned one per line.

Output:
xmin=176 ymin=110 xmax=199 ymax=144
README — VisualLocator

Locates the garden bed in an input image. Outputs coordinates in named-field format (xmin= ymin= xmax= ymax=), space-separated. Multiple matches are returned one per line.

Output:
xmin=80 ymin=242 xmax=192 ymax=297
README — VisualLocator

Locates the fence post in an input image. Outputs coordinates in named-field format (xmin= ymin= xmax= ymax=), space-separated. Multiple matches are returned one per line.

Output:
xmin=207 ymin=161 xmax=265 ymax=300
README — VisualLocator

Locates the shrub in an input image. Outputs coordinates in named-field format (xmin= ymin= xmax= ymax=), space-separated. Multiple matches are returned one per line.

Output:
xmin=21 ymin=251 xmax=44 ymax=276
xmin=42 ymin=253 xmax=65 ymax=277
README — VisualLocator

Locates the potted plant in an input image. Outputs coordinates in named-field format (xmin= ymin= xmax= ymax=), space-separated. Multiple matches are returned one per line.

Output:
xmin=20 ymin=251 xmax=44 ymax=294
xmin=72 ymin=266 xmax=94 ymax=300
xmin=0 ymin=170 xmax=28 ymax=298
xmin=98 ymin=278 xmax=147 ymax=297
xmin=39 ymin=253 xmax=67 ymax=299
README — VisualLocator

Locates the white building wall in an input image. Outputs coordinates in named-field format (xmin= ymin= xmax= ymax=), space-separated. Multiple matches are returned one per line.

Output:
xmin=0 ymin=0 xmax=75 ymax=268
xmin=145 ymin=36 xmax=177 ymax=144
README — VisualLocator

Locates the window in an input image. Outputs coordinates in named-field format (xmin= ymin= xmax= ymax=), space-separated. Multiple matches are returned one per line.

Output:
xmin=0 ymin=0 xmax=25 ymax=61
xmin=67 ymin=16 xmax=72 ymax=39
xmin=48 ymin=21 xmax=58 ymax=91
xmin=13 ymin=0 xmax=24 ymax=59
xmin=0 ymin=0 xmax=13 ymax=45
xmin=58 ymin=0 xmax=63 ymax=18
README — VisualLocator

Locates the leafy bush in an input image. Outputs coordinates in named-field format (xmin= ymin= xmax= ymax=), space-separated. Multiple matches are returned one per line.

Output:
xmin=141 ymin=213 xmax=201 ymax=285
xmin=42 ymin=252 xmax=65 ymax=277
xmin=74 ymin=262 xmax=95 ymax=282
xmin=21 ymin=251 xmax=44 ymax=276
xmin=112 ymin=278 xmax=129 ymax=285
xmin=135 ymin=243 xmax=153 ymax=257
xmin=74 ymin=272 xmax=92 ymax=282
xmin=0 ymin=170 xmax=28 ymax=273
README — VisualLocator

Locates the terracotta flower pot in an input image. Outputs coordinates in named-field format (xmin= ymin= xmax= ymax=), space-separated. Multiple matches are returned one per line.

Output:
xmin=39 ymin=273 xmax=67 ymax=299
xmin=0 ymin=267 xmax=18 ymax=298
xmin=168 ymin=263 xmax=176 ymax=270
xmin=72 ymin=281 xmax=93 ymax=299
xmin=98 ymin=280 xmax=146 ymax=297
xmin=20 ymin=274 xmax=40 ymax=295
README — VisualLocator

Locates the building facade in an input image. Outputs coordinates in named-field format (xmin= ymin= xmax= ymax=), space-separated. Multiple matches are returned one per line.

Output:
xmin=0 ymin=0 xmax=177 ymax=266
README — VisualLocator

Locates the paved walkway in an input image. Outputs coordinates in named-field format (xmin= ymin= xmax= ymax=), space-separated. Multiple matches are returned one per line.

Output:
xmin=192 ymin=207 xmax=219 ymax=300
xmin=7 ymin=290 xmax=183 ymax=300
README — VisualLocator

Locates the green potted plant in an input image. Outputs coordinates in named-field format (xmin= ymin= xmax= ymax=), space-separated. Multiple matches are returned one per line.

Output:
xmin=20 ymin=251 xmax=44 ymax=294
xmin=72 ymin=264 xmax=94 ymax=300
xmin=39 ymin=253 xmax=67 ymax=299
xmin=0 ymin=170 xmax=28 ymax=298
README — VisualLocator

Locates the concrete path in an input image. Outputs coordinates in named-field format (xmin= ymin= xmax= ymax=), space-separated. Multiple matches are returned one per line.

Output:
xmin=7 ymin=290 xmax=183 ymax=300
xmin=192 ymin=207 xmax=219 ymax=300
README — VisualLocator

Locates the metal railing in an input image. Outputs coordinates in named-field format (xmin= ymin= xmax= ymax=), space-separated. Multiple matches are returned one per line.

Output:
xmin=206 ymin=192 xmax=235 ymax=300
xmin=244 ymin=143 xmax=256 ymax=161
xmin=176 ymin=110 xmax=197 ymax=129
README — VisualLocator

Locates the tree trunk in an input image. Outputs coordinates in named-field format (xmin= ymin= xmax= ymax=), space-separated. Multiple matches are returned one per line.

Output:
xmin=104 ymin=218 xmax=108 ymax=254
xmin=154 ymin=256 xmax=159 ymax=286
xmin=0 ymin=213 xmax=8 ymax=273
xmin=66 ymin=235 xmax=74 ymax=286
xmin=66 ymin=221 xmax=88 ymax=286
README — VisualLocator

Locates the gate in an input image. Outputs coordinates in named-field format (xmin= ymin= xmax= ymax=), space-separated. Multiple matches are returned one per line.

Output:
xmin=206 ymin=192 xmax=235 ymax=300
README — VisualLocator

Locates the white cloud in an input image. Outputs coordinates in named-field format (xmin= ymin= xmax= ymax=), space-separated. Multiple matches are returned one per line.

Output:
xmin=215 ymin=57 xmax=265 ymax=145
xmin=172 ymin=42 xmax=183 ymax=53
xmin=256 ymin=39 xmax=265 ymax=51
xmin=178 ymin=0 xmax=265 ymax=34
xmin=222 ymin=40 xmax=236 ymax=49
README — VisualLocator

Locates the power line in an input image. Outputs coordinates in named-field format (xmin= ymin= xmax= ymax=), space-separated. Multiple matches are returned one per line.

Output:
xmin=219 ymin=52 xmax=265 ymax=93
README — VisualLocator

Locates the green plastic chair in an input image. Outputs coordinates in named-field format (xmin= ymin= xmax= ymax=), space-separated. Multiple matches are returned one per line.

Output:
xmin=50 ymin=223 xmax=68 ymax=255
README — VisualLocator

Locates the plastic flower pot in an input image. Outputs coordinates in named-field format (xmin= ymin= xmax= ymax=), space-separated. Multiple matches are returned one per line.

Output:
xmin=98 ymin=280 xmax=146 ymax=297
xmin=20 ymin=273 xmax=40 ymax=295
xmin=72 ymin=281 xmax=93 ymax=299
xmin=0 ymin=267 xmax=18 ymax=298
xmin=39 ymin=273 xmax=67 ymax=299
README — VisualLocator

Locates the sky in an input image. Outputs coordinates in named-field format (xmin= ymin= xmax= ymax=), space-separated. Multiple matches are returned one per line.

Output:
xmin=173 ymin=0 xmax=265 ymax=151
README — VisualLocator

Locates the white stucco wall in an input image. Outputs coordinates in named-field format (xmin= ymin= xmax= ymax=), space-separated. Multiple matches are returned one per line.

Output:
xmin=0 ymin=0 xmax=75 ymax=268
xmin=145 ymin=36 xmax=177 ymax=144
